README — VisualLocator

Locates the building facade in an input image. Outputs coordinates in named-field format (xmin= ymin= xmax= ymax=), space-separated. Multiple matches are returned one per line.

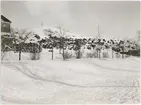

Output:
xmin=1 ymin=15 xmax=11 ymax=36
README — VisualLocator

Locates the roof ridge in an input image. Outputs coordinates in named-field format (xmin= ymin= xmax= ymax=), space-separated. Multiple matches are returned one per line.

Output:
xmin=1 ymin=15 xmax=11 ymax=23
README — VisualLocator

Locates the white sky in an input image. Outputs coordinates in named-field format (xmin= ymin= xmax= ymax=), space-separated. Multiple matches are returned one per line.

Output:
xmin=1 ymin=1 xmax=140 ymax=39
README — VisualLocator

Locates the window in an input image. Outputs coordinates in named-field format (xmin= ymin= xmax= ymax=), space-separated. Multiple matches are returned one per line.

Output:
xmin=3 ymin=23 xmax=6 ymax=27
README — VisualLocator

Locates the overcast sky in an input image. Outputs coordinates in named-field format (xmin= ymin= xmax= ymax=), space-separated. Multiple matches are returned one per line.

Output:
xmin=1 ymin=1 xmax=140 ymax=39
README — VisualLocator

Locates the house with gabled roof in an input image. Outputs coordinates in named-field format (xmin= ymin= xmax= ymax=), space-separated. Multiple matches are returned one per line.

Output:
xmin=1 ymin=15 xmax=12 ymax=36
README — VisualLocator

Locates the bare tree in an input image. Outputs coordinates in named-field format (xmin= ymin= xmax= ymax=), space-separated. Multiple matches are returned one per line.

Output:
xmin=12 ymin=28 xmax=32 ymax=60
xmin=56 ymin=25 xmax=68 ymax=60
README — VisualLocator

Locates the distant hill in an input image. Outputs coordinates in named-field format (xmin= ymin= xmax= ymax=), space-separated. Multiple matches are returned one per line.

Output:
xmin=31 ymin=27 xmax=91 ymax=39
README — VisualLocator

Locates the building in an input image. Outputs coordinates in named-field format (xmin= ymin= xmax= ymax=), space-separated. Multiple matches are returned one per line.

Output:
xmin=1 ymin=15 xmax=11 ymax=36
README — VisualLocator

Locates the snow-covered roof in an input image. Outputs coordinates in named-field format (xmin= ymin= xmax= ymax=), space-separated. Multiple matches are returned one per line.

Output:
xmin=30 ymin=27 xmax=112 ymax=40
xmin=31 ymin=27 xmax=84 ymax=39
xmin=25 ymin=37 xmax=39 ymax=43
xmin=32 ymin=28 xmax=49 ymax=39
xmin=1 ymin=15 xmax=11 ymax=23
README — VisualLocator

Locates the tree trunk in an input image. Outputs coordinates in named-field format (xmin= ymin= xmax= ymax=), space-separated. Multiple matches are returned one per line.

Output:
xmin=97 ymin=50 xmax=98 ymax=58
xmin=19 ymin=44 xmax=21 ymax=60
xmin=19 ymin=50 xmax=21 ymax=60
xmin=112 ymin=49 xmax=113 ymax=58
xmin=77 ymin=49 xmax=80 ymax=59
xmin=59 ymin=48 xmax=61 ymax=54
xmin=52 ymin=47 xmax=53 ymax=60
xmin=62 ymin=38 xmax=65 ymax=60
xmin=78 ymin=50 xmax=80 ymax=58
xmin=63 ymin=47 xmax=65 ymax=60
xmin=122 ymin=45 xmax=124 ymax=59
xmin=99 ymin=50 xmax=101 ymax=59
xmin=59 ymin=39 xmax=62 ymax=54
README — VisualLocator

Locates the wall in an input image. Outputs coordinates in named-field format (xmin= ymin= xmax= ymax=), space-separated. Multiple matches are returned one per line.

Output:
xmin=1 ymin=21 xmax=11 ymax=33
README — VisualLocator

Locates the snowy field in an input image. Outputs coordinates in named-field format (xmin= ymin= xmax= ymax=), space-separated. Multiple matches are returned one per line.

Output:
xmin=1 ymin=49 xmax=140 ymax=104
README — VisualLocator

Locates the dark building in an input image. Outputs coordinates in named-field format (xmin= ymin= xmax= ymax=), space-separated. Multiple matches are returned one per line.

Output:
xmin=1 ymin=15 xmax=11 ymax=35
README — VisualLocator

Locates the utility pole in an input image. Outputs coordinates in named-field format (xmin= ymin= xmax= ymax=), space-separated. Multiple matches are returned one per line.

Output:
xmin=41 ymin=22 xmax=43 ymax=28
xmin=97 ymin=24 xmax=100 ymax=39
xmin=97 ymin=24 xmax=101 ymax=59
xmin=122 ymin=42 xmax=124 ymax=59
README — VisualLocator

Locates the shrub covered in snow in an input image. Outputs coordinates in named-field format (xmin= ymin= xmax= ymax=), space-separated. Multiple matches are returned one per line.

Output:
xmin=30 ymin=52 xmax=40 ymax=60
xmin=29 ymin=43 xmax=42 ymax=60
xmin=62 ymin=50 xmax=72 ymax=59
xmin=86 ymin=52 xmax=94 ymax=58
xmin=75 ymin=50 xmax=83 ymax=59
xmin=1 ymin=35 xmax=14 ymax=52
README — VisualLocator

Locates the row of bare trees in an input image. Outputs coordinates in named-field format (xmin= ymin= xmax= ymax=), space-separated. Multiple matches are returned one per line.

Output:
xmin=42 ymin=34 xmax=140 ymax=60
xmin=2 ymin=27 xmax=140 ymax=61
xmin=2 ymin=28 xmax=42 ymax=60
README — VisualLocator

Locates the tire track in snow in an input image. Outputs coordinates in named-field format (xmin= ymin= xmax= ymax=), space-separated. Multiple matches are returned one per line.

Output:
xmin=1 ymin=95 xmax=48 ymax=104
xmin=2 ymin=63 xmax=139 ymax=88
xmin=81 ymin=60 xmax=139 ymax=73
xmin=108 ymin=79 xmax=140 ymax=103
xmin=2 ymin=62 xmax=140 ymax=104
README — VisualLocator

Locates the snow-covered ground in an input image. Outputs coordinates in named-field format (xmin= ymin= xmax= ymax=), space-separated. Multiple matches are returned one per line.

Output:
xmin=1 ymin=49 xmax=140 ymax=104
